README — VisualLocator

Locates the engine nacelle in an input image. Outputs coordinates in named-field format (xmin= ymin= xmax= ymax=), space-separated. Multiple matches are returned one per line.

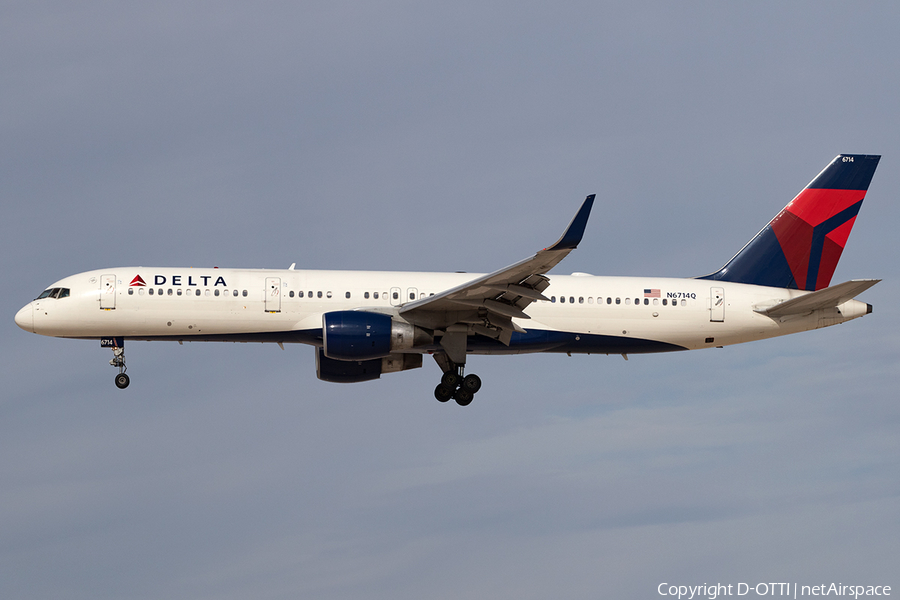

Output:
xmin=315 ymin=347 xmax=423 ymax=383
xmin=323 ymin=311 xmax=391 ymax=360
xmin=322 ymin=311 xmax=432 ymax=361
xmin=315 ymin=347 xmax=382 ymax=383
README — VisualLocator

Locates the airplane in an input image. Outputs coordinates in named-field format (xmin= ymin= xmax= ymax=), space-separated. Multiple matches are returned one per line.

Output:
xmin=15 ymin=154 xmax=881 ymax=406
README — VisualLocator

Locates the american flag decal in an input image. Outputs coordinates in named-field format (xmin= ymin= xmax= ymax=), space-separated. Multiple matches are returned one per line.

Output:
xmin=643 ymin=288 xmax=660 ymax=298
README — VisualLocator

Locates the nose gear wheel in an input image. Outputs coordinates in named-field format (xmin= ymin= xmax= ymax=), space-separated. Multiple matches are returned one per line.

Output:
xmin=109 ymin=346 xmax=130 ymax=389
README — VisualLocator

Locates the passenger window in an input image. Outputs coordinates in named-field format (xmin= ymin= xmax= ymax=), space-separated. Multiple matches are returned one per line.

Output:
xmin=625 ymin=298 xmax=631 ymax=305
xmin=643 ymin=298 xmax=649 ymax=305
xmin=317 ymin=291 xmax=322 ymax=298
xmin=579 ymin=297 xmax=584 ymax=304
xmin=299 ymin=291 xmax=304 ymax=298
xmin=196 ymin=289 xmax=201 ymax=296
xmin=373 ymin=292 xmax=379 ymax=299
xmin=215 ymin=289 xmax=220 ymax=297
xmin=392 ymin=291 xmax=399 ymax=300
xmin=662 ymin=298 xmax=667 ymax=306
xmin=681 ymin=299 xmax=686 ymax=306
xmin=364 ymin=292 xmax=369 ymax=299
xmin=409 ymin=292 xmax=415 ymax=300
xmin=242 ymin=290 xmax=248 ymax=297
xmin=615 ymin=297 xmax=621 ymax=305
xmin=588 ymin=297 xmax=593 ymax=304
xmin=149 ymin=288 xmax=154 ymax=296
xmin=289 ymin=291 xmax=294 ymax=298
xmin=560 ymin=296 xmax=565 ymax=303
xmin=569 ymin=296 xmax=575 ymax=304
xmin=177 ymin=289 xmax=182 ymax=296
xmin=607 ymin=297 xmax=612 ymax=305
xmin=551 ymin=296 xmax=556 ymax=303
xmin=138 ymin=288 xmax=144 ymax=296
xmin=345 ymin=292 xmax=351 ymax=299
xmin=168 ymin=289 xmax=174 ymax=296
xmin=327 ymin=291 xmax=333 ymax=298
xmin=128 ymin=288 xmax=134 ymax=295
xmin=653 ymin=298 xmax=658 ymax=305
xmin=233 ymin=290 xmax=239 ymax=297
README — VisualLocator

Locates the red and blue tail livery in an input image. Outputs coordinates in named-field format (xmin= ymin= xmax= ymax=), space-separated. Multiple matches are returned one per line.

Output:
xmin=701 ymin=154 xmax=880 ymax=290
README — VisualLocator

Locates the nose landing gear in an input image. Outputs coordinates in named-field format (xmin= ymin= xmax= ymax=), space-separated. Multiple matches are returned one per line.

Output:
xmin=102 ymin=338 xmax=130 ymax=389
xmin=110 ymin=347 xmax=129 ymax=389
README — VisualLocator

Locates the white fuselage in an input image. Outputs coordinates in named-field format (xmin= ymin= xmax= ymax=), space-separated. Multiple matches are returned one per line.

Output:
xmin=15 ymin=267 xmax=870 ymax=355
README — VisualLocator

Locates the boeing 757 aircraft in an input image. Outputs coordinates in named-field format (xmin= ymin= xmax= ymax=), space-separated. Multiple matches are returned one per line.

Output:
xmin=15 ymin=155 xmax=880 ymax=406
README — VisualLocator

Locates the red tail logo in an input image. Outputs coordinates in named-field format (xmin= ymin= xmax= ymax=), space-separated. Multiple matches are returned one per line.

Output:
xmin=130 ymin=275 xmax=147 ymax=287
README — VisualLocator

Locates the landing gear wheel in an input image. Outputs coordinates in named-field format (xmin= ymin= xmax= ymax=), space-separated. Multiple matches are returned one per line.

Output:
xmin=434 ymin=384 xmax=453 ymax=403
xmin=462 ymin=373 xmax=482 ymax=394
xmin=454 ymin=388 xmax=474 ymax=406
xmin=115 ymin=373 xmax=130 ymax=389
xmin=441 ymin=371 xmax=461 ymax=388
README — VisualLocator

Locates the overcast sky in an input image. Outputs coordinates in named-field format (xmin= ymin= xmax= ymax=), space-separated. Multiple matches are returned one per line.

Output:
xmin=2 ymin=3 xmax=899 ymax=599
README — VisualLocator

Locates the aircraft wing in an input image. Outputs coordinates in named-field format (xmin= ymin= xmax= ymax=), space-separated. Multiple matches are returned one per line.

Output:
xmin=754 ymin=279 xmax=880 ymax=318
xmin=399 ymin=195 xmax=595 ymax=346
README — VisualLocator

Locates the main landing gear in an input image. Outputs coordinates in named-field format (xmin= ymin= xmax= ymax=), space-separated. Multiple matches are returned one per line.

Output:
xmin=433 ymin=358 xmax=482 ymax=406
xmin=110 ymin=346 xmax=130 ymax=389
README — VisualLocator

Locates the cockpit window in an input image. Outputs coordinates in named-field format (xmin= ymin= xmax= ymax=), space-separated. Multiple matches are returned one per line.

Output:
xmin=36 ymin=287 xmax=71 ymax=300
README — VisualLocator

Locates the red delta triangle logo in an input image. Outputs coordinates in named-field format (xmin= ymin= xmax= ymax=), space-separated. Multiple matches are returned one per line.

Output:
xmin=130 ymin=275 xmax=147 ymax=287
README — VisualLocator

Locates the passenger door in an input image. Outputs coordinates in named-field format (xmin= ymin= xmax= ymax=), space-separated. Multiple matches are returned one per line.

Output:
xmin=265 ymin=277 xmax=281 ymax=312
xmin=100 ymin=274 xmax=116 ymax=309
xmin=710 ymin=287 xmax=724 ymax=322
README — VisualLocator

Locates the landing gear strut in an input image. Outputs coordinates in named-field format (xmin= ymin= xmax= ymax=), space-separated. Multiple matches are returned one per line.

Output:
xmin=433 ymin=356 xmax=481 ymax=406
xmin=110 ymin=346 xmax=130 ymax=389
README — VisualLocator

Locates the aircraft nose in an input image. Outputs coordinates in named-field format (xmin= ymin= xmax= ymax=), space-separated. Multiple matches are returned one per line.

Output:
xmin=15 ymin=303 xmax=33 ymax=333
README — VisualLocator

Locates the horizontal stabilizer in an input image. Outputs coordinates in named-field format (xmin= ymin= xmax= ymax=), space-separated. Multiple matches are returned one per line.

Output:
xmin=755 ymin=279 xmax=879 ymax=318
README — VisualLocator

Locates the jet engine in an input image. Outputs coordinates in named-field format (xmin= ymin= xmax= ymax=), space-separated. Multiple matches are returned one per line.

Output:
xmin=317 ymin=311 xmax=431 ymax=382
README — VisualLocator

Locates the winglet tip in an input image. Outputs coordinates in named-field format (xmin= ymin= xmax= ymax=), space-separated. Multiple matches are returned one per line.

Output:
xmin=548 ymin=194 xmax=595 ymax=251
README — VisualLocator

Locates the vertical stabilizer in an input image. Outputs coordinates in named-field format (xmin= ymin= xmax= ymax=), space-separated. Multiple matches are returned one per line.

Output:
xmin=700 ymin=154 xmax=880 ymax=290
